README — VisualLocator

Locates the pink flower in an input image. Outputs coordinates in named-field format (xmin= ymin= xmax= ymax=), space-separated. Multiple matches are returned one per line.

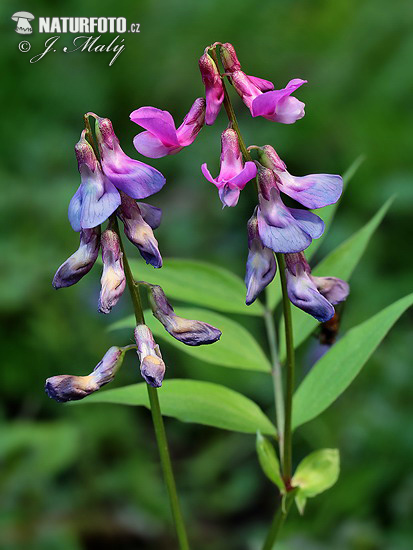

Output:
xmin=199 ymin=48 xmax=225 ymax=125
xmin=201 ymin=128 xmax=257 ymax=208
xmin=131 ymin=98 xmax=205 ymax=158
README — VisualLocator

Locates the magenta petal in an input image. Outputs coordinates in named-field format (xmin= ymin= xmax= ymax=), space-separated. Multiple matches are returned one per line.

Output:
xmin=130 ymin=107 xmax=179 ymax=147
xmin=201 ymin=163 xmax=219 ymax=187
xmin=271 ymin=97 xmax=305 ymax=124
xmin=251 ymin=79 xmax=307 ymax=122
xmin=279 ymin=173 xmax=343 ymax=209
xmin=133 ymin=131 xmax=180 ymax=158
xmin=228 ymin=161 xmax=257 ymax=190
xmin=205 ymin=84 xmax=224 ymax=125
xmin=247 ymin=75 xmax=274 ymax=92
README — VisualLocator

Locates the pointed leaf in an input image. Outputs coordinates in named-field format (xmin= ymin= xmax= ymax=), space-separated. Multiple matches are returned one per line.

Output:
xmin=110 ymin=307 xmax=271 ymax=372
xmin=128 ymin=258 xmax=263 ymax=316
xmin=256 ymin=432 xmax=284 ymax=491
xmin=280 ymin=197 xmax=394 ymax=359
xmin=76 ymin=379 xmax=276 ymax=434
xmin=293 ymin=294 xmax=413 ymax=428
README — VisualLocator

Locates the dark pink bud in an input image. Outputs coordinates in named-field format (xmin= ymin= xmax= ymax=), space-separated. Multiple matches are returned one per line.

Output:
xmin=199 ymin=48 xmax=224 ymax=125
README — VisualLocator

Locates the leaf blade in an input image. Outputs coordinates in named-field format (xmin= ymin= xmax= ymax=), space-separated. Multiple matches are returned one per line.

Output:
xmin=256 ymin=431 xmax=284 ymax=491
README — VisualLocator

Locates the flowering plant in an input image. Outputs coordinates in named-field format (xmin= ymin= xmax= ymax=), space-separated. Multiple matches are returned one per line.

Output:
xmin=47 ymin=42 xmax=412 ymax=548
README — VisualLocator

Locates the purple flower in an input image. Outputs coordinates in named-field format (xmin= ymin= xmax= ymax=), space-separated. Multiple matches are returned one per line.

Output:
xmin=134 ymin=324 xmax=166 ymax=387
xmin=199 ymin=47 xmax=225 ymax=125
xmin=137 ymin=202 xmax=162 ymax=229
xmin=245 ymin=208 xmax=277 ymax=305
xmin=68 ymin=131 xmax=121 ymax=231
xmin=98 ymin=225 xmax=126 ymax=314
xmin=95 ymin=115 xmax=166 ymax=199
xmin=45 ymin=346 xmax=125 ymax=403
xmin=117 ymin=192 xmax=162 ymax=268
xmin=285 ymin=253 xmax=349 ymax=322
xmin=201 ymin=128 xmax=257 ymax=207
xmin=256 ymin=145 xmax=343 ymax=209
xmin=256 ymin=164 xmax=324 ymax=253
xmin=131 ymin=98 xmax=206 ymax=158
xmin=53 ymin=226 xmax=101 ymax=289
xmin=220 ymin=42 xmax=306 ymax=124
xmin=147 ymin=284 xmax=222 ymax=345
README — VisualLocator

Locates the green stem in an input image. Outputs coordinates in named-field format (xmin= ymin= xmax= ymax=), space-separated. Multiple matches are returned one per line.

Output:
xmin=112 ymin=215 xmax=190 ymax=550
xmin=262 ymin=490 xmax=297 ymax=550
xmin=276 ymin=254 xmax=295 ymax=482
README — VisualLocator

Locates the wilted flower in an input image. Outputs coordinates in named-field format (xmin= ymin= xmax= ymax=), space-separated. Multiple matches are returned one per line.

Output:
xmin=199 ymin=47 xmax=225 ymax=125
xmin=220 ymin=42 xmax=306 ymax=124
xmin=45 ymin=346 xmax=125 ymax=402
xmin=256 ymin=145 xmax=343 ymax=209
xmin=53 ymin=226 xmax=101 ymax=289
xmin=285 ymin=252 xmax=349 ymax=322
xmin=131 ymin=98 xmax=206 ymax=158
xmin=98 ymin=225 xmax=126 ymax=314
xmin=68 ymin=130 xmax=121 ymax=231
xmin=201 ymin=128 xmax=257 ymax=207
xmin=146 ymin=283 xmax=222 ymax=345
xmin=245 ymin=209 xmax=277 ymax=305
xmin=134 ymin=324 xmax=166 ymax=387
xmin=117 ymin=192 xmax=162 ymax=268
xmin=95 ymin=115 xmax=166 ymax=199
xmin=256 ymin=164 xmax=324 ymax=253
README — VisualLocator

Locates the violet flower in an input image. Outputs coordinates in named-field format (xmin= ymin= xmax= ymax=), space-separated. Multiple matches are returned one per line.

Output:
xmin=220 ymin=42 xmax=306 ymax=124
xmin=256 ymin=164 xmax=324 ymax=253
xmin=147 ymin=284 xmax=222 ymax=345
xmin=131 ymin=98 xmax=206 ymax=158
xmin=45 ymin=346 xmax=125 ymax=403
xmin=245 ymin=208 xmax=277 ymax=305
xmin=134 ymin=324 xmax=166 ymax=387
xmin=201 ymin=128 xmax=257 ymax=207
xmin=199 ymin=47 xmax=224 ymax=125
xmin=256 ymin=145 xmax=343 ymax=209
xmin=95 ymin=115 xmax=166 ymax=199
xmin=117 ymin=192 xmax=162 ymax=268
xmin=98 ymin=225 xmax=126 ymax=314
xmin=68 ymin=130 xmax=121 ymax=231
xmin=52 ymin=226 xmax=101 ymax=289
xmin=285 ymin=253 xmax=349 ymax=322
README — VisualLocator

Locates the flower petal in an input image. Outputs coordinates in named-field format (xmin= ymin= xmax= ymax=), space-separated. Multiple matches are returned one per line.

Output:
xmin=176 ymin=98 xmax=205 ymax=146
xmin=257 ymin=205 xmax=312 ymax=253
xmin=201 ymin=163 xmax=220 ymax=186
xmin=312 ymin=276 xmax=349 ymax=304
xmin=68 ymin=186 xmax=82 ymax=232
xmin=288 ymin=207 xmax=324 ymax=239
xmin=251 ymin=79 xmax=307 ymax=123
xmin=247 ymin=75 xmax=274 ymax=92
xmin=278 ymin=172 xmax=343 ymax=209
xmin=133 ymin=130 xmax=180 ymax=158
xmin=218 ymin=185 xmax=241 ymax=208
xmin=137 ymin=202 xmax=162 ymax=229
xmin=286 ymin=269 xmax=335 ymax=322
xmin=228 ymin=161 xmax=257 ymax=190
xmin=129 ymin=107 xmax=179 ymax=147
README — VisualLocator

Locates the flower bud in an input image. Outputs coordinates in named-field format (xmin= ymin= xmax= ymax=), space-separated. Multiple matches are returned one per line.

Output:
xmin=98 ymin=226 xmax=126 ymax=314
xmin=134 ymin=324 xmax=166 ymax=387
xmin=117 ymin=192 xmax=162 ymax=268
xmin=147 ymin=284 xmax=222 ymax=346
xmin=45 ymin=346 xmax=125 ymax=403
xmin=199 ymin=48 xmax=224 ymax=125
xmin=220 ymin=42 xmax=242 ymax=71
xmin=52 ymin=227 xmax=101 ymax=289
xmin=245 ymin=209 xmax=277 ymax=305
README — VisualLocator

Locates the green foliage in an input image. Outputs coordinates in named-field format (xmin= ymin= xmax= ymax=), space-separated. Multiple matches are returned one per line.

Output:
xmin=77 ymin=379 xmax=277 ymax=435
xmin=279 ymin=197 xmax=394 ymax=359
xmin=110 ymin=307 xmax=271 ymax=372
xmin=292 ymin=449 xmax=340 ymax=514
xmin=293 ymin=293 xmax=413 ymax=429
xmin=256 ymin=432 xmax=284 ymax=491
xmin=129 ymin=258 xmax=263 ymax=316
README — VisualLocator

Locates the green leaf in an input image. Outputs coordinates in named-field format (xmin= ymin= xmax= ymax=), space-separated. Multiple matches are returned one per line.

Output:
xmin=293 ymin=293 xmax=413 ymax=429
xmin=292 ymin=448 xmax=340 ymax=514
xmin=77 ymin=379 xmax=276 ymax=435
xmin=267 ymin=156 xmax=364 ymax=311
xmin=256 ymin=432 xmax=284 ymax=491
xmin=279 ymin=197 xmax=394 ymax=359
xmin=129 ymin=258 xmax=263 ymax=316
xmin=110 ymin=307 xmax=271 ymax=373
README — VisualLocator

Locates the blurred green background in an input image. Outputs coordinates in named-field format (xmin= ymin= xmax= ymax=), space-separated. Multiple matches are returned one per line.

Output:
xmin=1 ymin=0 xmax=412 ymax=548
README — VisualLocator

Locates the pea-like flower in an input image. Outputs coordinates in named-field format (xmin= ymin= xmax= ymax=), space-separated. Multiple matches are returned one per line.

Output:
xmin=199 ymin=47 xmax=225 ymax=125
xmin=137 ymin=202 xmax=162 ymax=230
xmin=95 ymin=115 xmax=166 ymax=199
xmin=131 ymin=98 xmax=206 ymax=158
xmin=201 ymin=128 xmax=257 ymax=207
xmin=134 ymin=324 xmax=166 ymax=387
xmin=52 ymin=226 xmax=101 ymax=289
xmin=45 ymin=346 xmax=125 ymax=403
xmin=256 ymin=145 xmax=343 ymax=209
xmin=245 ymin=209 xmax=277 ymax=305
xmin=285 ymin=253 xmax=349 ymax=322
xmin=256 ymin=164 xmax=324 ymax=253
xmin=220 ymin=42 xmax=306 ymax=124
xmin=98 ymin=225 xmax=126 ymax=314
xmin=146 ymin=283 xmax=222 ymax=345
xmin=68 ymin=131 xmax=121 ymax=231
